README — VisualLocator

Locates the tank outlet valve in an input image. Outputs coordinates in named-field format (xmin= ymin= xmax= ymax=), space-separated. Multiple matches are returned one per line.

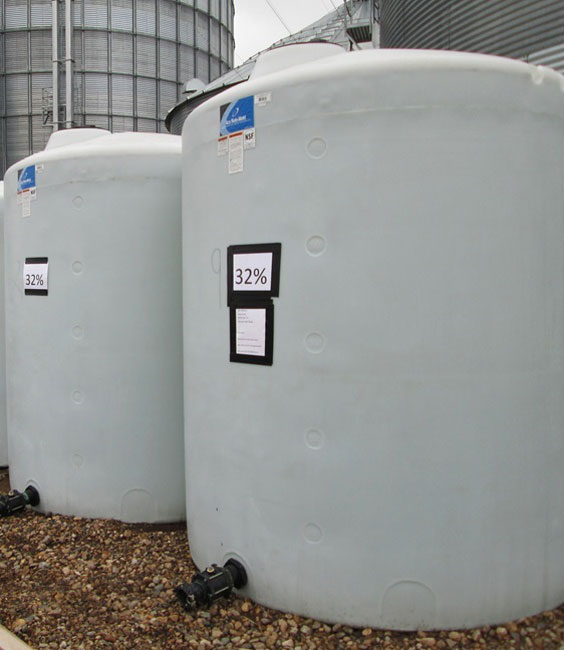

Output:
xmin=0 ymin=486 xmax=40 ymax=517
xmin=175 ymin=559 xmax=248 ymax=611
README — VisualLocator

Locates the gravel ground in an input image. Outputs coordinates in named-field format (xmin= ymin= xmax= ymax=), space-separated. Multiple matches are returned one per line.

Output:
xmin=1 ymin=468 xmax=564 ymax=650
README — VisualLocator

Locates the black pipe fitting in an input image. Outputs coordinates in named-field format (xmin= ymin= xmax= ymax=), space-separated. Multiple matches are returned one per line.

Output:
xmin=175 ymin=559 xmax=247 ymax=611
xmin=0 ymin=486 xmax=40 ymax=517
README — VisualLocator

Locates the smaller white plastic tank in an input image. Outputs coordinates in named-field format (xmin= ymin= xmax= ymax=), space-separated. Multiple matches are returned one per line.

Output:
xmin=0 ymin=181 xmax=6 ymax=467
xmin=4 ymin=129 xmax=184 ymax=522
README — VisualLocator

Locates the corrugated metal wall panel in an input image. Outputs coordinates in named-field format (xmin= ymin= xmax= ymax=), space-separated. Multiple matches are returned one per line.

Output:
xmin=84 ymin=114 xmax=109 ymax=128
xmin=5 ymin=115 xmax=29 ymax=165
xmin=210 ymin=18 xmax=219 ymax=56
xmin=73 ymin=32 xmax=83 ymax=69
xmin=84 ymin=73 xmax=108 ymax=112
xmin=31 ymin=0 xmax=51 ymax=27
xmin=84 ymin=0 xmax=107 ymax=28
xmin=159 ymin=40 xmax=177 ymax=80
xmin=4 ymin=32 xmax=28 ymax=72
xmin=196 ymin=48 xmax=208 ymax=78
xmin=111 ymin=0 xmax=132 ymax=30
xmin=31 ymin=72 xmax=51 ymax=105
xmin=210 ymin=55 xmax=219 ymax=80
xmin=529 ymin=43 xmax=564 ymax=73
xmin=111 ymin=32 xmax=133 ymax=72
xmin=196 ymin=10 xmax=209 ymax=49
xmin=137 ymin=116 xmax=157 ymax=131
xmin=380 ymin=0 xmax=564 ymax=67
xmin=136 ymin=34 xmax=156 ymax=76
xmin=159 ymin=0 xmax=176 ymax=39
xmin=0 ymin=0 xmax=234 ymax=173
xmin=179 ymin=5 xmax=194 ymax=44
xmin=111 ymin=115 xmax=134 ymax=130
xmin=179 ymin=43 xmax=194 ymax=80
xmin=137 ymin=76 xmax=156 ymax=116
xmin=31 ymin=31 xmax=52 ymax=68
xmin=158 ymin=79 xmax=177 ymax=116
xmin=84 ymin=31 xmax=109 ymax=71
xmin=5 ymin=0 xmax=27 ymax=28
xmin=31 ymin=113 xmax=51 ymax=149
xmin=111 ymin=74 xmax=133 ymax=113
xmin=5 ymin=75 xmax=28 ymax=113
xmin=136 ymin=0 xmax=155 ymax=35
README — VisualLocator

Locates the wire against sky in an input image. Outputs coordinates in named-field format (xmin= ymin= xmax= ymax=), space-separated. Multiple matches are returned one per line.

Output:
xmin=263 ymin=0 xmax=293 ymax=34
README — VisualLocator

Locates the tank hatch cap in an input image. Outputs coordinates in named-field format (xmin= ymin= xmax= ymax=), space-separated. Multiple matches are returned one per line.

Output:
xmin=45 ymin=127 xmax=111 ymax=150
xmin=250 ymin=42 xmax=344 ymax=80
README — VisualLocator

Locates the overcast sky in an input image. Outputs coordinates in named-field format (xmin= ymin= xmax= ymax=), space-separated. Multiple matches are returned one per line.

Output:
xmin=233 ymin=0 xmax=345 ymax=63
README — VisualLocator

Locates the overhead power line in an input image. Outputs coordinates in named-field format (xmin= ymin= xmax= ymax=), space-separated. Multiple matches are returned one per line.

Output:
xmin=263 ymin=0 xmax=293 ymax=35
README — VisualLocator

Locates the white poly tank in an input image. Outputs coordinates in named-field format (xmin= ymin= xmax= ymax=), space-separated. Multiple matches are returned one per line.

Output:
xmin=0 ymin=181 xmax=6 ymax=467
xmin=181 ymin=47 xmax=564 ymax=629
xmin=4 ymin=130 xmax=185 ymax=522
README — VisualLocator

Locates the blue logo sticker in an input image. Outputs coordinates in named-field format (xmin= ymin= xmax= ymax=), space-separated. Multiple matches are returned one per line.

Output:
xmin=17 ymin=165 xmax=36 ymax=193
xmin=220 ymin=96 xmax=255 ymax=135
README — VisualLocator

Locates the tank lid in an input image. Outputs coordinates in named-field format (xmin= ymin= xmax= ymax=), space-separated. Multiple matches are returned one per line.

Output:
xmin=45 ymin=127 xmax=111 ymax=150
xmin=250 ymin=42 xmax=344 ymax=80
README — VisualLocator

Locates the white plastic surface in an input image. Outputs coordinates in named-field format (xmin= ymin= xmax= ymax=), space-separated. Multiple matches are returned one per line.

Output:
xmin=4 ymin=132 xmax=185 ymax=522
xmin=182 ymin=49 xmax=564 ymax=629
xmin=0 ymin=182 xmax=6 ymax=467
xmin=44 ymin=128 xmax=110 ymax=150
xmin=250 ymin=43 xmax=344 ymax=79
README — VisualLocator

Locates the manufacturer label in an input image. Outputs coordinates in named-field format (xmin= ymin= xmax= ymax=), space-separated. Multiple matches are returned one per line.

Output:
xmin=17 ymin=165 xmax=36 ymax=193
xmin=17 ymin=165 xmax=37 ymax=217
xmin=220 ymin=96 xmax=255 ymax=135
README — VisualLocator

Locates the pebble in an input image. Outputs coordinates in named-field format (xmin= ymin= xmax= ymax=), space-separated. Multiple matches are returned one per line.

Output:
xmin=12 ymin=618 xmax=27 ymax=632
xmin=1 ymin=508 xmax=563 ymax=650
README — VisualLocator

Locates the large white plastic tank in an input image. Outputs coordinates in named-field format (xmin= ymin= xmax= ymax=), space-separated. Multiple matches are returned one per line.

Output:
xmin=182 ymin=47 xmax=564 ymax=629
xmin=0 ymin=181 xmax=6 ymax=467
xmin=4 ymin=130 xmax=185 ymax=522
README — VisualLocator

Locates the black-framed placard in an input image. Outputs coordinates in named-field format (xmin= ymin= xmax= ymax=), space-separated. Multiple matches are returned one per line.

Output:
xmin=230 ymin=302 xmax=274 ymax=366
xmin=227 ymin=243 xmax=281 ymax=306
xmin=24 ymin=257 xmax=48 ymax=296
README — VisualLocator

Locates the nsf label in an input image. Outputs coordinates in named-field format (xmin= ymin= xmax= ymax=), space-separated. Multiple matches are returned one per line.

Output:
xmin=220 ymin=96 xmax=254 ymax=135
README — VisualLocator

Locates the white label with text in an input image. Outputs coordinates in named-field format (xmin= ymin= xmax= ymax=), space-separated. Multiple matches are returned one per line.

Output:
xmin=233 ymin=252 xmax=273 ymax=291
xmin=24 ymin=262 xmax=48 ymax=292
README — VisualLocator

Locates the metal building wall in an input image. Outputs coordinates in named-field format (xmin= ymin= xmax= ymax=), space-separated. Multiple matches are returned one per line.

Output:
xmin=0 ymin=0 xmax=234 ymax=174
xmin=380 ymin=1 xmax=564 ymax=67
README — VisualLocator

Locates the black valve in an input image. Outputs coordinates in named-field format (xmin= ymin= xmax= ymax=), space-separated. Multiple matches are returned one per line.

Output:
xmin=0 ymin=486 xmax=40 ymax=517
xmin=175 ymin=559 xmax=248 ymax=611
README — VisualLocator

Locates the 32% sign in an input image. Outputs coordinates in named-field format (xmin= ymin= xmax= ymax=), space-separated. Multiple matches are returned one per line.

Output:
xmin=232 ymin=252 xmax=273 ymax=291
xmin=235 ymin=267 xmax=268 ymax=286
xmin=23 ymin=259 xmax=49 ymax=293
xmin=24 ymin=273 xmax=45 ymax=288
